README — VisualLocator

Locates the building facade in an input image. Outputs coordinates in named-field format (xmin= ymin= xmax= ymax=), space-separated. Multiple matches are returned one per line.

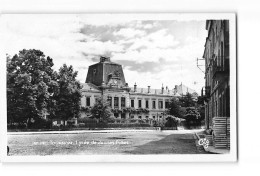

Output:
xmin=202 ymin=20 xmax=230 ymax=129
xmin=173 ymin=84 xmax=199 ymax=101
xmin=80 ymin=56 xmax=180 ymax=125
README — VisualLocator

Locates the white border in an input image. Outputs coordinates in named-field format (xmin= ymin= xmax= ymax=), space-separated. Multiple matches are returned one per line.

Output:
xmin=0 ymin=13 xmax=237 ymax=162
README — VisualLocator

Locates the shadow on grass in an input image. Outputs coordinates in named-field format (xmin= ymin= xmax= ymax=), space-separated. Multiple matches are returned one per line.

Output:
xmin=124 ymin=133 xmax=212 ymax=154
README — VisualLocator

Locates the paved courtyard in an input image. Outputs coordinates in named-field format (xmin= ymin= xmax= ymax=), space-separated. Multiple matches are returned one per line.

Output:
xmin=7 ymin=129 xmax=210 ymax=155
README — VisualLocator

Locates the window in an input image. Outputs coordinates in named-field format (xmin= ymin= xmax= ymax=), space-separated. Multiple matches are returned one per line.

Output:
xmin=121 ymin=97 xmax=125 ymax=107
xmin=107 ymin=96 xmax=112 ymax=106
xmin=114 ymin=113 xmax=119 ymax=118
xmin=152 ymin=100 xmax=156 ymax=109
xmin=138 ymin=99 xmax=142 ymax=108
xmin=131 ymin=99 xmax=134 ymax=107
xmin=131 ymin=115 xmax=134 ymax=119
xmin=86 ymin=97 xmax=90 ymax=106
xmin=153 ymin=116 xmax=156 ymax=119
xmin=146 ymin=116 xmax=149 ymax=119
xmin=165 ymin=101 xmax=169 ymax=109
xmin=221 ymin=41 xmax=224 ymax=68
xmin=158 ymin=101 xmax=163 ymax=109
xmin=114 ymin=97 xmax=119 ymax=108
xmin=95 ymin=97 xmax=99 ymax=104
xmin=146 ymin=100 xmax=149 ymax=108
xmin=138 ymin=116 xmax=142 ymax=119
xmin=121 ymin=113 xmax=126 ymax=119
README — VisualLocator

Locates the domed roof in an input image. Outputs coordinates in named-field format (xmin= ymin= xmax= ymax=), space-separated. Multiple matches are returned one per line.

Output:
xmin=85 ymin=56 xmax=126 ymax=87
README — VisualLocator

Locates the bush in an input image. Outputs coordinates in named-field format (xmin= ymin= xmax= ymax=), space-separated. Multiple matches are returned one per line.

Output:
xmin=129 ymin=119 xmax=138 ymax=123
xmin=183 ymin=107 xmax=202 ymax=129
xmin=164 ymin=115 xmax=182 ymax=128
xmin=107 ymin=123 xmax=150 ymax=128
xmin=28 ymin=118 xmax=52 ymax=129
xmin=7 ymin=123 xmax=27 ymax=130
xmin=78 ymin=123 xmax=85 ymax=127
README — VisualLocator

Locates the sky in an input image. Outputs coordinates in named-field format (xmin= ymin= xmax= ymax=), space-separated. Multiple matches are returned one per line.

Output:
xmin=0 ymin=14 xmax=208 ymax=93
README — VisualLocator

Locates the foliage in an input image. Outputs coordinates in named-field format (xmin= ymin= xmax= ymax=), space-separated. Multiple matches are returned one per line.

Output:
xmin=7 ymin=49 xmax=83 ymax=129
xmin=80 ymin=106 xmax=91 ymax=113
xmin=198 ymin=105 xmax=205 ymax=122
xmin=183 ymin=107 xmax=202 ymax=129
xmin=111 ymin=108 xmax=123 ymax=113
xmin=121 ymin=107 xmax=149 ymax=114
xmin=152 ymin=120 xmax=159 ymax=127
xmin=137 ymin=108 xmax=150 ymax=114
xmin=77 ymin=118 xmax=150 ymax=128
xmin=122 ymin=107 xmax=132 ymax=113
xmin=27 ymin=118 xmax=52 ymax=129
xmin=7 ymin=49 xmax=58 ymax=125
xmin=107 ymin=123 xmax=150 ymax=128
xmin=90 ymin=98 xmax=113 ymax=122
xmin=179 ymin=92 xmax=195 ymax=107
xmin=164 ymin=115 xmax=181 ymax=128
xmin=197 ymin=96 xmax=206 ymax=106
xmin=167 ymin=98 xmax=184 ymax=118
xmin=53 ymin=64 xmax=82 ymax=123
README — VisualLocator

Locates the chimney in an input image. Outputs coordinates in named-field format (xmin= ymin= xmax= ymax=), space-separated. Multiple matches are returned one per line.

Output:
xmin=134 ymin=82 xmax=137 ymax=92
xmin=148 ymin=86 xmax=151 ymax=93
xmin=100 ymin=56 xmax=110 ymax=62
xmin=161 ymin=84 xmax=164 ymax=94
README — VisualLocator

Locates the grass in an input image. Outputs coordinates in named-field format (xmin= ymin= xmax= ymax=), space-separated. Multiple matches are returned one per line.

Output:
xmin=8 ymin=130 xmax=210 ymax=155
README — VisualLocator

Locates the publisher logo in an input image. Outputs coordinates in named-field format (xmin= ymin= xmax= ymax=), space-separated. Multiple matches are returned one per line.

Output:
xmin=198 ymin=138 xmax=209 ymax=148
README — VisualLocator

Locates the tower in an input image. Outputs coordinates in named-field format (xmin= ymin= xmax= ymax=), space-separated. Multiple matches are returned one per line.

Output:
xmin=86 ymin=56 xmax=127 ymax=88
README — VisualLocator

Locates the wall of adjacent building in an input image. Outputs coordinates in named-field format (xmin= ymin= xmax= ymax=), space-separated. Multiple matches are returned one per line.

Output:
xmin=203 ymin=20 xmax=230 ymax=129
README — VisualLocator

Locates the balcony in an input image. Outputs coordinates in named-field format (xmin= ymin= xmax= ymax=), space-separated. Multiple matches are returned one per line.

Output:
xmin=212 ymin=56 xmax=229 ymax=80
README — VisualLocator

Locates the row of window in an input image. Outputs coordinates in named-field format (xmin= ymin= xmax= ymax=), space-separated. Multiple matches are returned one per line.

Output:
xmin=85 ymin=96 xmax=170 ymax=109
xmin=85 ymin=96 xmax=126 ymax=108
xmin=131 ymin=99 xmax=169 ymax=109
xmin=129 ymin=115 xmax=163 ymax=119
xmin=107 ymin=96 xmax=126 ymax=108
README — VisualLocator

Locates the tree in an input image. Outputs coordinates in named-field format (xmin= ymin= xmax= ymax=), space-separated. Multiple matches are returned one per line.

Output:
xmin=90 ymin=98 xmax=113 ymax=123
xmin=179 ymin=92 xmax=195 ymax=107
xmin=165 ymin=115 xmax=181 ymax=129
xmin=7 ymin=49 xmax=58 ymax=126
xmin=183 ymin=107 xmax=201 ymax=129
xmin=54 ymin=64 xmax=82 ymax=125
xmin=197 ymin=96 xmax=206 ymax=106
xmin=167 ymin=98 xmax=184 ymax=118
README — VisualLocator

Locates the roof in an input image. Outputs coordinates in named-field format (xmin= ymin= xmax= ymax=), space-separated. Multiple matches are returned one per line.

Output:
xmin=86 ymin=57 xmax=126 ymax=87
xmin=129 ymin=87 xmax=178 ymax=96
xmin=174 ymin=84 xmax=197 ymax=95
xmin=81 ymin=83 xmax=101 ymax=92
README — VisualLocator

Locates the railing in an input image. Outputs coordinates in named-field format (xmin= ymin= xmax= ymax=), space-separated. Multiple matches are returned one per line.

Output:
xmin=212 ymin=56 xmax=229 ymax=79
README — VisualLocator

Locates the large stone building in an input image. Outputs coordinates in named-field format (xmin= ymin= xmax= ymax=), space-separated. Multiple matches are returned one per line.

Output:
xmin=173 ymin=84 xmax=199 ymax=101
xmin=202 ymin=20 xmax=230 ymax=129
xmin=80 ymin=56 xmax=180 ymax=125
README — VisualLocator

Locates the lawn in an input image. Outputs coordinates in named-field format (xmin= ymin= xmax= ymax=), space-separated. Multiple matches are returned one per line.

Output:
xmin=7 ymin=130 xmax=210 ymax=155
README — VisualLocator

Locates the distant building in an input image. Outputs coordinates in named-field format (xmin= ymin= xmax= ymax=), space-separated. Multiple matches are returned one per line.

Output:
xmin=80 ymin=56 xmax=181 ymax=125
xmin=173 ymin=84 xmax=198 ymax=101
xmin=202 ymin=20 xmax=230 ymax=129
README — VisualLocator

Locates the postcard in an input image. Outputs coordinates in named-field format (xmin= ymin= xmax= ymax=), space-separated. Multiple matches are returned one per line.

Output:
xmin=0 ymin=13 xmax=237 ymax=162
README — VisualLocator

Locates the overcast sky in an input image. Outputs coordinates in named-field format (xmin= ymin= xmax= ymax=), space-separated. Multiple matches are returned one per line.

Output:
xmin=0 ymin=14 xmax=208 ymax=93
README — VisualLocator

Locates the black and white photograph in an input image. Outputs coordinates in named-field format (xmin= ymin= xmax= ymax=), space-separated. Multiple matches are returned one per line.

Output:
xmin=0 ymin=13 xmax=236 ymax=162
